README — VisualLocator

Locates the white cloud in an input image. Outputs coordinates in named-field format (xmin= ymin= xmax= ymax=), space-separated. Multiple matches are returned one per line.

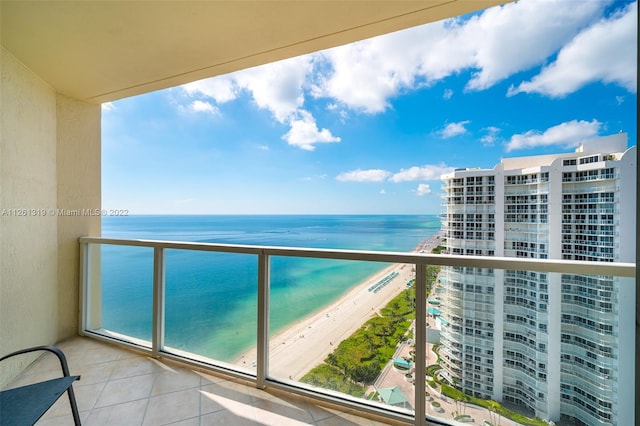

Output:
xmin=379 ymin=189 xmax=386 ymax=195
xmin=182 ymin=56 xmax=311 ymax=122
xmin=415 ymin=184 xmax=432 ymax=196
xmin=182 ymin=56 xmax=336 ymax=150
xmin=172 ymin=0 xmax=630 ymax=152
xmin=190 ymin=100 xmax=219 ymax=114
xmin=233 ymin=56 xmax=312 ymax=123
xmin=389 ymin=164 xmax=455 ymax=182
xmin=282 ymin=111 xmax=341 ymax=151
xmin=508 ymin=1 xmax=637 ymax=97
xmin=506 ymin=119 xmax=602 ymax=152
xmin=461 ymin=0 xmax=606 ymax=91
xmin=336 ymin=169 xmax=391 ymax=182
xmin=481 ymin=126 xmax=501 ymax=147
xmin=102 ymin=102 xmax=116 ymax=111
xmin=315 ymin=23 xmax=453 ymax=113
xmin=313 ymin=0 xmax=608 ymax=112
xmin=182 ymin=76 xmax=238 ymax=103
xmin=439 ymin=121 xmax=470 ymax=139
xmin=338 ymin=164 xmax=454 ymax=186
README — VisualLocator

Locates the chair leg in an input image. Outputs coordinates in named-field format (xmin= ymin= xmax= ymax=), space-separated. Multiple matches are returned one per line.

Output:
xmin=67 ymin=385 xmax=82 ymax=425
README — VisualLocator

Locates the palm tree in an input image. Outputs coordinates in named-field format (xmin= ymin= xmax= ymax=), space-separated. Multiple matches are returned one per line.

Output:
xmin=325 ymin=353 xmax=338 ymax=366
xmin=487 ymin=401 xmax=502 ymax=426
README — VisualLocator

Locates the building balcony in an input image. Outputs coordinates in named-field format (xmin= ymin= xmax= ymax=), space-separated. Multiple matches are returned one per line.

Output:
xmin=4 ymin=237 xmax=633 ymax=426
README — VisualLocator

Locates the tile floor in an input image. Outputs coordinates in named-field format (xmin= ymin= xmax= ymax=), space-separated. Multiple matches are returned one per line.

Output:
xmin=4 ymin=337 xmax=407 ymax=425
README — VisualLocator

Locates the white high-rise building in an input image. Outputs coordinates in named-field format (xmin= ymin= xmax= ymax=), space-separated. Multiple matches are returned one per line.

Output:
xmin=438 ymin=133 xmax=635 ymax=425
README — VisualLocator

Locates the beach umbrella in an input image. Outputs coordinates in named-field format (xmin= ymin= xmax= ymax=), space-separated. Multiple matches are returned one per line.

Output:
xmin=378 ymin=386 xmax=409 ymax=408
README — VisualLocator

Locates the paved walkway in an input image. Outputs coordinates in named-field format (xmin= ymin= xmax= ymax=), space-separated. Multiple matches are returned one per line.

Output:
xmin=369 ymin=298 xmax=521 ymax=426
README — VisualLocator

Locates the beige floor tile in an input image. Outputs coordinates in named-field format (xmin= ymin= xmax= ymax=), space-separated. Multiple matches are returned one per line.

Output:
xmin=94 ymin=374 xmax=155 ymax=408
xmin=68 ymin=344 xmax=126 ymax=367
xmin=71 ymin=361 xmax=116 ymax=385
xmin=75 ymin=381 xmax=108 ymax=412
xmin=251 ymin=396 xmax=316 ymax=424
xmin=41 ymin=381 xmax=105 ymax=419
xmin=36 ymin=411 xmax=90 ymax=426
xmin=11 ymin=352 xmax=62 ymax=379
xmin=290 ymin=399 xmax=343 ymax=423
xmin=84 ymin=399 xmax=148 ymax=426
xmin=143 ymin=388 xmax=201 ymax=425
xmin=200 ymin=381 xmax=254 ymax=415
xmin=151 ymin=367 xmax=201 ymax=396
xmin=163 ymin=417 xmax=200 ymax=426
xmin=4 ymin=369 xmax=65 ymax=388
xmin=108 ymin=356 xmax=165 ymax=380
xmin=194 ymin=369 xmax=228 ymax=386
xmin=200 ymin=409 xmax=259 ymax=426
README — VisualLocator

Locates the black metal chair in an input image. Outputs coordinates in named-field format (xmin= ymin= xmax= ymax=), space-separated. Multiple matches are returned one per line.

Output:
xmin=1 ymin=345 xmax=81 ymax=425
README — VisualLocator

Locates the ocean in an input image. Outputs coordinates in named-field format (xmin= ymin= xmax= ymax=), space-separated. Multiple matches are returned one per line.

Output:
xmin=100 ymin=215 xmax=441 ymax=361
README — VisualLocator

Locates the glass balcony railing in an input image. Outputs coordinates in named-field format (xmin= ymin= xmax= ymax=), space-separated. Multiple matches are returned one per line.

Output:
xmin=79 ymin=236 xmax=635 ymax=426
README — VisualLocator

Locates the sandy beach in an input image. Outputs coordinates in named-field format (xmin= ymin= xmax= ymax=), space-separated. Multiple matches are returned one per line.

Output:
xmin=235 ymin=231 xmax=443 ymax=380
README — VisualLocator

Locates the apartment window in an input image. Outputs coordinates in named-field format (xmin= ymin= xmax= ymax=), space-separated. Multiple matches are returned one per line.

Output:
xmin=579 ymin=155 xmax=600 ymax=164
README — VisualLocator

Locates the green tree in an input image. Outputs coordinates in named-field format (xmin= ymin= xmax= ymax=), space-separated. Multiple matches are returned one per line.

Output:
xmin=350 ymin=362 xmax=381 ymax=384
xmin=325 ymin=353 xmax=338 ymax=366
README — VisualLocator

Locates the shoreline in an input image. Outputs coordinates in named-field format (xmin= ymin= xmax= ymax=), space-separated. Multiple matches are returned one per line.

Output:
xmin=234 ymin=231 xmax=443 ymax=380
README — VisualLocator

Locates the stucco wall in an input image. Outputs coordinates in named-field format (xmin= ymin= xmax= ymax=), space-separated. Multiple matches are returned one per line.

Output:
xmin=1 ymin=47 xmax=59 ymax=383
xmin=56 ymin=95 xmax=101 ymax=339
xmin=0 ymin=47 xmax=100 ymax=385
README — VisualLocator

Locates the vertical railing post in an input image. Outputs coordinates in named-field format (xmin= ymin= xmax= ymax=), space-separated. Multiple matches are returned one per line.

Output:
xmin=152 ymin=246 xmax=166 ymax=357
xmin=79 ymin=242 xmax=103 ymax=333
xmin=256 ymin=251 xmax=270 ymax=389
xmin=414 ymin=262 xmax=427 ymax=426
xmin=78 ymin=242 xmax=88 ymax=335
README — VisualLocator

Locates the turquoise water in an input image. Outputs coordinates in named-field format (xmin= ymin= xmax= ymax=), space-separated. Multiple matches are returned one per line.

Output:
xmin=100 ymin=215 xmax=440 ymax=360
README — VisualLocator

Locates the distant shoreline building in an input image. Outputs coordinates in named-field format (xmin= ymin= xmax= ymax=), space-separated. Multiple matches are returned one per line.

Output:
xmin=438 ymin=133 xmax=635 ymax=425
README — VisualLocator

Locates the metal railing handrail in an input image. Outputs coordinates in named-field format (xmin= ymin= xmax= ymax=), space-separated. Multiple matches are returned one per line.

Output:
xmin=78 ymin=236 xmax=635 ymax=278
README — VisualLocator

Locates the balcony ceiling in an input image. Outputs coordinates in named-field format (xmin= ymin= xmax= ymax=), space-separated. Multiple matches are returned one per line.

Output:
xmin=1 ymin=1 xmax=507 ymax=104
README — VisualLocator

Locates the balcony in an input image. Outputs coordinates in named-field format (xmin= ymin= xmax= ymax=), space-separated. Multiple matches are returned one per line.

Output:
xmin=63 ymin=237 xmax=636 ymax=425
xmin=2 ymin=2 xmax=637 ymax=426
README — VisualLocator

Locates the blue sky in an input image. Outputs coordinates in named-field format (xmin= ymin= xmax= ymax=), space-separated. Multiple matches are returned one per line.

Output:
xmin=102 ymin=0 xmax=637 ymax=215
